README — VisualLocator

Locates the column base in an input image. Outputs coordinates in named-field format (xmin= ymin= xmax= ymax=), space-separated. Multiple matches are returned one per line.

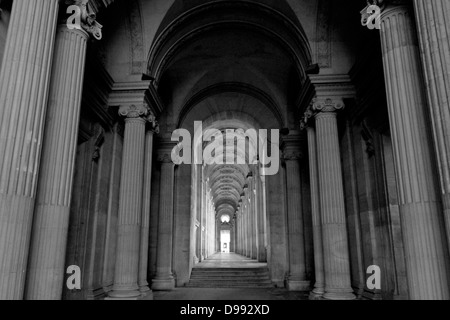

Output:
xmin=286 ymin=279 xmax=311 ymax=292
xmin=323 ymin=289 xmax=356 ymax=300
xmin=309 ymin=291 xmax=324 ymax=300
xmin=152 ymin=277 xmax=175 ymax=291
xmin=139 ymin=284 xmax=153 ymax=300
xmin=107 ymin=285 xmax=142 ymax=300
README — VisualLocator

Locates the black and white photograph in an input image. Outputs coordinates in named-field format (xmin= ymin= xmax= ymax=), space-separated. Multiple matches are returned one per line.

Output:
xmin=0 ymin=0 xmax=449 ymax=308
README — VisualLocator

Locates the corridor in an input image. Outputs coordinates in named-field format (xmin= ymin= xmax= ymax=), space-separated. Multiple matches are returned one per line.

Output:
xmin=152 ymin=253 xmax=308 ymax=301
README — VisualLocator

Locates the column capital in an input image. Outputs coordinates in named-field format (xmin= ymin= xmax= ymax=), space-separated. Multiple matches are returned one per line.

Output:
xmin=65 ymin=0 xmax=103 ymax=40
xmin=312 ymin=97 xmax=345 ymax=114
xmin=119 ymin=104 xmax=150 ymax=120
xmin=361 ymin=0 xmax=411 ymax=27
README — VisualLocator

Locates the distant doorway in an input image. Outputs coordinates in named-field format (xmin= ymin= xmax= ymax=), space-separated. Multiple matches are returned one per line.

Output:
xmin=221 ymin=230 xmax=231 ymax=253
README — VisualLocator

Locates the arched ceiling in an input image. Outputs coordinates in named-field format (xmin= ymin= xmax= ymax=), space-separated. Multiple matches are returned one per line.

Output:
xmin=150 ymin=0 xmax=311 ymax=217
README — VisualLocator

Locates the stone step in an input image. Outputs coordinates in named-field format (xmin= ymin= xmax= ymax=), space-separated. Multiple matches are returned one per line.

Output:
xmin=186 ymin=282 xmax=274 ymax=288
xmin=187 ymin=267 xmax=273 ymax=289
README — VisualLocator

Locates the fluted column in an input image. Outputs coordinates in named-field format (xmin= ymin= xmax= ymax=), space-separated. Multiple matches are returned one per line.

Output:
xmin=256 ymin=169 xmax=267 ymax=262
xmin=313 ymin=98 xmax=355 ymax=300
xmin=283 ymin=133 xmax=310 ymax=291
xmin=138 ymin=116 xmax=159 ymax=298
xmin=25 ymin=23 xmax=89 ymax=300
xmin=249 ymin=174 xmax=257 ymax=259
xmin=374 ymin=1 xmax=450 ymax=299
xmin=413 ymin=0 xmax=450 ymax=250
xmin=302 ymin=118 xmax=325 ymax=299
xmin=152 ymin=147 xmax=176 ymax=291
xmin=0 ymin=0 xmax=59 ymax=300
xmin=108 ymin=105 xmax=149 ymax=299
xmin=195 ymin=165 xmax=202 ymax=261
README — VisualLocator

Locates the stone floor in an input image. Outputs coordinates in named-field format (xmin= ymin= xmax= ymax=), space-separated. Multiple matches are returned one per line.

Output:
xmin=149 ymin=253 xmax=309 ymax=300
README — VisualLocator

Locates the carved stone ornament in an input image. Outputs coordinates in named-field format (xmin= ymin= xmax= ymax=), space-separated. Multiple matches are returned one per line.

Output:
xmin=312 ymin=97 xmax=345 ymax=114
xmin=66 ymin=0 xmax=103 ymax=40
xmin=119 ymin=104 xmax=150 ymax=119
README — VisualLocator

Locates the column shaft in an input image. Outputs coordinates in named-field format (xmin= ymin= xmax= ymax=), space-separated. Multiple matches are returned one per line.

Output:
xmin=138 ymin=129 xmax=155 ymax=297
xmin=256 ymin=171 xmax=266 ymax=262
xmin=109 ymin=111 xmax=147 ymax=299
xmin=306 ymin=126 xmax=325 ymax=298
xmin=413 ymin=0 xmax=450 ymax=251
xmin=284 ymin=141 xmax=309 ymax=291
xmin=315 ymin=106 xmax=355 ymax=300
xmin=0 ymin=0 xmax=59 ymax=300
xmin=379 ymin=4 xmax=450 ymax=299
xmin=152 ymin=156 xmax=175 ymax=291
xmin=25 ymin=25 xmax=88 ymax=300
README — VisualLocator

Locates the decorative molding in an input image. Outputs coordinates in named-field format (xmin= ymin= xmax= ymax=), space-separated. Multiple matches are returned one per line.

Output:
xmin=65 ymin=0 xmax=103 ymax=40
xmin=312 ymin=97 xmax=345 ymax=114
xmin=119 ymin=104 xmax=150 ymax=119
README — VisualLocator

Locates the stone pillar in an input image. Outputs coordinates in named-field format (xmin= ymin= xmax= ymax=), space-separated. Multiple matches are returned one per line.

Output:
xmin=250 ymin=174 xmax=257 ymax=259
xmin=152 ymin=146 xmax=176 ymax=291
xmin=313 ymin=98 xmax=355 ymax=300
xmin=25 ymin=22 xmax=89 ymax=300
xmin=413 ymin=0 xmax=450 ymax=252
xmin=108 ymin=104 xmax=149 ymax=299
xmin=195 ymin=165 xmax=202 ymax=261
xmin=302 ymin=118 xmax=325 ymax=299
xmin=370 ymin=1 xmax=450 ymax=299
xmin=283 ymin=133 xmax=310 ymax=291
xmin=138 ymin=116 xmax=158 ymax=298
xmin=0 ymin=0 xmax=59 ymax=300
xmin=255 ymin=169 xmax=267 ymax=262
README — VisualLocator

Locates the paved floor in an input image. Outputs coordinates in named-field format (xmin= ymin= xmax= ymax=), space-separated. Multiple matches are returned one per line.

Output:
xmin=150 ymin=253 xmax=309 ymax=301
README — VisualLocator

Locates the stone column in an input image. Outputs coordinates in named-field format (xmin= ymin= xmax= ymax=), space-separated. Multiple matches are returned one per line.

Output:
xmin=152 ymin=147 xmax=176 ymax=291
xmin=241 ymin=193 xmax=247 ymax=257
xmin=195 ymin=165 xmax=203 ymax=261
xmin=302 ymin=118 xmax=325 ymax=299
xmin=0 ymin=0 xmax=60 ymax=300
xmin=369 ymin=1 xmax=450 ymax=299
xmin=255 ymin=169 xmax=266 ymax=262
xmin=108 ymin=104 xmax=149 ymax=299
xmin=413 ymin=0 xmax=450 ymax=252
xmin=138 ymin=116 xmax=158 ymax=298
xmin=313 ymin=98 xmax=355 ymax=300
xmin=25 ymin=22 xmax=90 ymax=300
xmin=237 ymin=204 xmax=242 ymax=254
xmin=283 ymin=133 xmax=310 ymax=291
xmin=249 ymin=174 xmax=257 ymax=259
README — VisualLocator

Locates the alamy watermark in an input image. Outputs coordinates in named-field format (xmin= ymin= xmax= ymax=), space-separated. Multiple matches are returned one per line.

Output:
xmin=361 ymin=4 xmax=381 ymax=30
xmin=171 ymin=122 xmax=280 ymax=176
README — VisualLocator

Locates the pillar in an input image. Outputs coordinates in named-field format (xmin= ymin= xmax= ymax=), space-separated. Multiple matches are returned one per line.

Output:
xmin=250 ymin=174 xmax=257 ymax=259
xmin=138 ymin=116 xmax=158 ymax=298
xmin=25 ymin=22 xmax=90 ymax=300
xmin=302 ymin=119 xmax=325 ymax=299
xmin=283 ymin=133 xmax=310 ymax=291
xmin=256 ymin=168 xmax=267 ymax=262
xmin=0 ymin=0 xmax=59 ymax=300
xmin=374 ymin=1 xmax=450 ymax=299
xmin=108 ymin=104 xmax=149 ymax=299
xmin=413 ymin=0 xmax=450 ymax=252
xmin=152 ymin=147 xmax=176 ymax=291
xmin=313 ymin=98 xmax=355 ymax=300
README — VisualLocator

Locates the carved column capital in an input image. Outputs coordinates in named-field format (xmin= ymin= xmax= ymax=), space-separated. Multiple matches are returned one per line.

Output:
xmin=119 ymin=104 xmax=150 ymax=120
xmin=312 ymin=97 xmax=345 ymax=115
xmin=146 ymin=111 xmax=160 ymax=134
xmin=361 ymin=0 xmax=411 ymax=27
xmin=300 ymin=106 xmax=316 ymax=131
xmin=65 ymin=0 xmax=103 ymax=40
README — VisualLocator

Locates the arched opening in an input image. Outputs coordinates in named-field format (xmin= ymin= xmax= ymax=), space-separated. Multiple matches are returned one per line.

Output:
xmin=148 ymin=0 xmax=312 ymax=289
